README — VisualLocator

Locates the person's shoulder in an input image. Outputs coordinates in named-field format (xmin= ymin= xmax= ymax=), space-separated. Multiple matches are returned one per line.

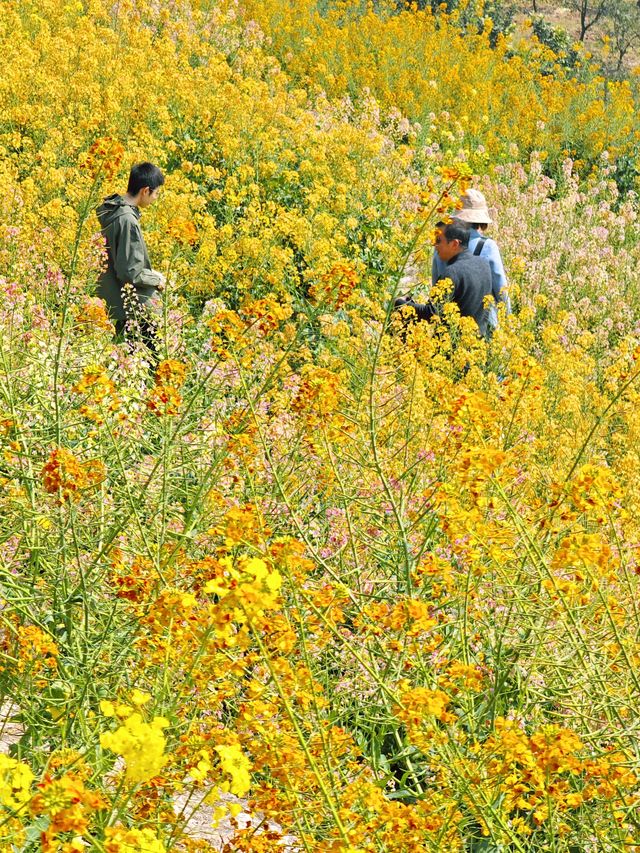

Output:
xmin=460 ymin=253 xmax=491 ymax=278
xmin=113 ymin=205 xmax=141 ymax=229
xmin=479 ymin=235 xmax=504 ymax=261
xmin=96 ymin=194 xmax=118 ymax=215
xmin=484 ymin=236 xmax=502 ymax=253
xmin=442 ymin=264 xmax=462 ymax=285
xmin=97 ymin=194 xmax=137 ymax=231
xmin=98 ymin=193 xmax=127 ymax=209
xmin=100 ymin=195 xmax=136 ymax=213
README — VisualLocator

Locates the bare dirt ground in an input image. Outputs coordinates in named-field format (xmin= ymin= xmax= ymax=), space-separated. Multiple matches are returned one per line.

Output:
xmin=0 ymin=701 xmax=23 ymax=755
xmin=173 ymin=791 xmax=297 ymax=850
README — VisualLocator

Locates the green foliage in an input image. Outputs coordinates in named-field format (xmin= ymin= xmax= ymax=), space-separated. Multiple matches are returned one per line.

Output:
xmin=531 ymin=15 xmax=581 ymax=72
xmin=613 ymin=150 xmax=640 ymax=201
xmin=397 ymin=0 xmax=516 ymax=46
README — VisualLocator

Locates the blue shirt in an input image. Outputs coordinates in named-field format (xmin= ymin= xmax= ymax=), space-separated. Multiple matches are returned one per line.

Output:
xmin=432 ymin=229 xmax=510 ymax=328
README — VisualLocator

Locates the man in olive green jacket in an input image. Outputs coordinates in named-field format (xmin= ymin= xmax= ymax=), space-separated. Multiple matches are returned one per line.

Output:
xmin=96 ymin=161 xmax=165 ymax=337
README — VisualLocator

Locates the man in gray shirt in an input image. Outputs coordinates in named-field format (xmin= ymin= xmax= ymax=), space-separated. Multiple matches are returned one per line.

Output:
xmin=97 ymin=162 xmax=166 ymax=339
xmin=396 ymin=220 xmax=493 ymax=338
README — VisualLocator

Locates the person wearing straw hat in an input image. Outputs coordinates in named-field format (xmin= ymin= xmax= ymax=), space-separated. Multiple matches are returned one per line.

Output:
xmin=432 ymin=188 xmax=510 ymax=329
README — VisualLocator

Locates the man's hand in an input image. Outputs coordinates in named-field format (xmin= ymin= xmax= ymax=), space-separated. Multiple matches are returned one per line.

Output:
xmin=394 ymin=294 xmax=414 ymax=308
xmin=152 ymin=270 xmax=167 ymax=292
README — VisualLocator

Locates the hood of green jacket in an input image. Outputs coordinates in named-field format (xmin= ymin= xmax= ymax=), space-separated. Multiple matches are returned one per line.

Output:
xmin=96 ymin=194 xmax=140 ymax=229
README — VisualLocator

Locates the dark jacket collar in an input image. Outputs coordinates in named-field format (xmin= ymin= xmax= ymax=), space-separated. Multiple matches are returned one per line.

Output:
xmin=446 ymin=248 xmax=470 ymax=266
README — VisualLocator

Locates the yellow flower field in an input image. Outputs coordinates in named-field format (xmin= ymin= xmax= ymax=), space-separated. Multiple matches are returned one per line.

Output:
xmin=1 ymin=0 xmax=640 ymax=850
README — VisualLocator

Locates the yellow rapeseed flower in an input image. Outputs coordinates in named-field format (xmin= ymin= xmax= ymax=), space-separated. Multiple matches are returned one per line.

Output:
xmin=0 ymin=755 xmax=33 ymax=812
xmin=100 ymin=714 xmax=169 ymax=783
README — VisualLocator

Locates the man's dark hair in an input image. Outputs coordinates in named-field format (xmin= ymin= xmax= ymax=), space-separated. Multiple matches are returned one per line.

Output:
xmin=127 ymin=162 xmax=165 ymax=195
xmin=442 ymin=220 xmax=471 ymax=247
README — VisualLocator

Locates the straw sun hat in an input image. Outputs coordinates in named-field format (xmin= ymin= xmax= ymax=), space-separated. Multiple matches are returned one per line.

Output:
xmin=452 ymin=188 xmax=493 ymax=225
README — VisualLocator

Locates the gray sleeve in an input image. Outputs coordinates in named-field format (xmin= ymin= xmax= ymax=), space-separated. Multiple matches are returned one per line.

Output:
xmin=113 ymin=219 xmax=162 ymax=293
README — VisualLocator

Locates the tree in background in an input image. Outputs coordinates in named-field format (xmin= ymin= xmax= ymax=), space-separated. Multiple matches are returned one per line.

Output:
xmin=602 ymin=0 xmax=640 ymax=74
xmin=527 ymin=0 xmax=612 ymax=41
xmin=568 ymin=0 xmax=609 ymax=40
xmin=525 ymin=0 xmax=639 ymax=76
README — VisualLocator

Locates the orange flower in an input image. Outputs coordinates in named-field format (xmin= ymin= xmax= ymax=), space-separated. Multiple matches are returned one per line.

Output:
xmin=74 ymin=298 xmax=114 ymax=333
xmin=146 ymin=384 xmax=182 ymax=416
xmin=292 ymin=366 xmax=343 ymax=418
xmin=17 ymin=625 xmax=59 ymax=672
xmin=308 ymin=263 xmax=358 ymax=309
xmin=80 ymin=136 xmax=125 ymax=181
xmin=33 ymin=774 xmax=106 ymax=852
xmin=155 ymin=359 xmax=187 ymax=388
xmin=42 ymin=448 xmax=105 ymax=501
xmin=41 ymin=448 xmax=84 ymax=501
xmin=241 ymin=296 xmax=292 ymax=334
xmin=167 ymin=217 xmax=198 ymax=245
